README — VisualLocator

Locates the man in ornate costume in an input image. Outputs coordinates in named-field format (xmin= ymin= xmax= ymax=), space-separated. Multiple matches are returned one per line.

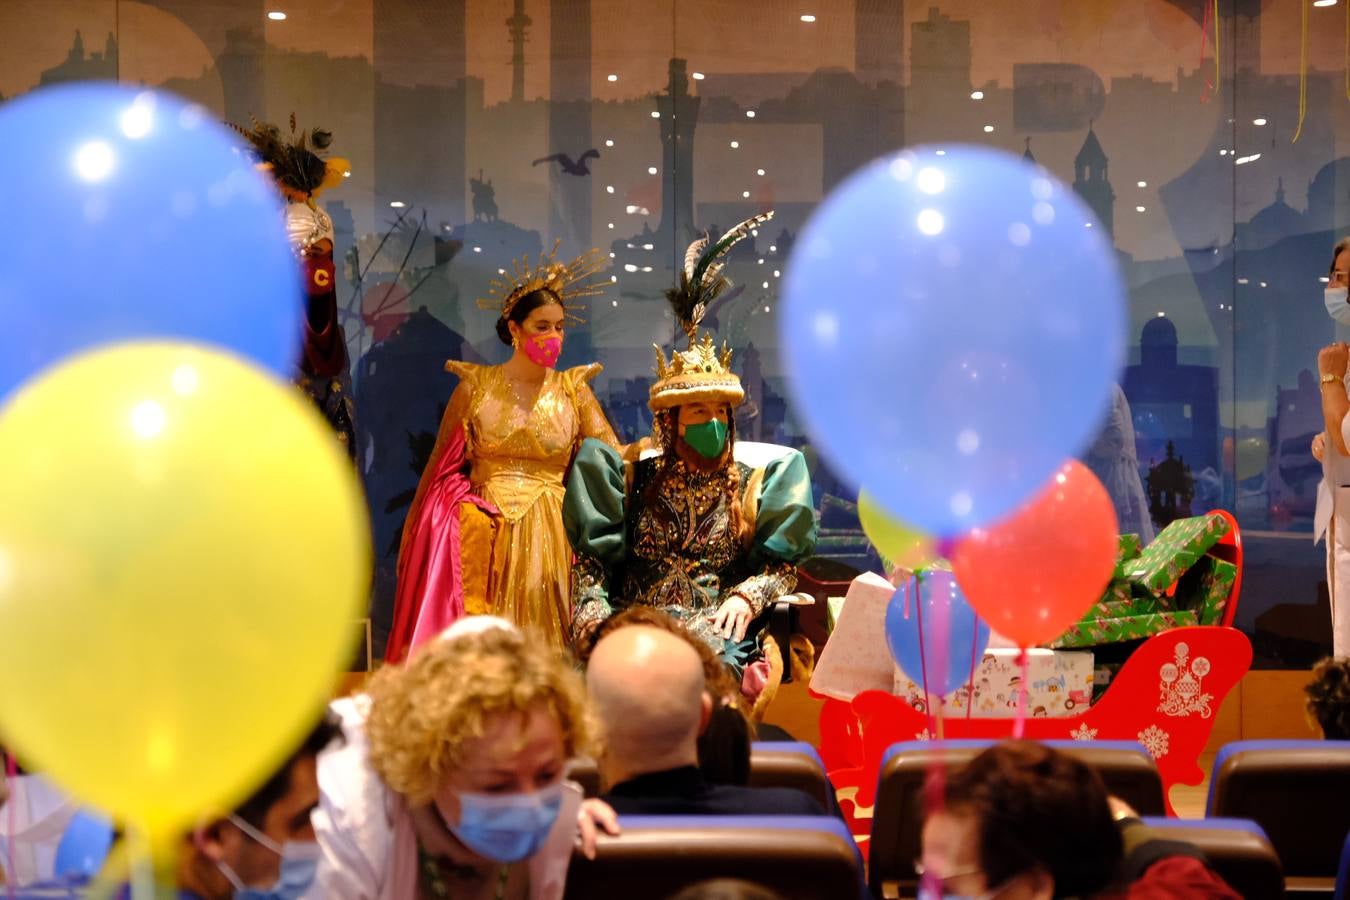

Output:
xmin=563 ymin=213 xmax=817 ymax=711
xmin=234 ymin=116 xmax=356 ymax=457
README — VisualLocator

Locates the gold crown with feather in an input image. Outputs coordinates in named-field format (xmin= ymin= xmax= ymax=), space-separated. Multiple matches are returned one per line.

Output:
xmin=648 ymin=210 xmax=773 ymax=411
xmin=478 ymin=241 xmax=609 ymax=323
xmin=650 ymin=333 xmax=745 ymax=411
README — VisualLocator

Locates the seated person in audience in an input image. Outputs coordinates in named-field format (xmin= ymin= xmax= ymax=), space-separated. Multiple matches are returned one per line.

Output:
xmin=1305 ymin=655 xmax=1350 ymax=739
xmin=920 ymin=741 xmax=1239 ymax=899
xmin=667 ymin=879 xmax=786 ymax=900
xmin=164 ymin=712 xmax=341 ymax=899
xmin=306 ymin=617 xmax=618 ymax=900
xmin=586 ymin=624 xmax=825 ymax=817
xmin=585 ymin=608 xmax=753 ymax=786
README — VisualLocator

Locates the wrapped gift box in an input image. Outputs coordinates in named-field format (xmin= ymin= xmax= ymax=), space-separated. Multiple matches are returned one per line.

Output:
xmin=1113 ymin=533 xmax=1142 ymax=579
xmin=892 ymin=647 xmax=1095 ymax=718
xmin=811 ymin=572 xmax=902 ymax=702
xmin=1178 ymin=556 xmax=1237 ymax=626
xmin=1121 ymin=513 xmax=1230 ymax=592
xmin=1050 ymin=609 xmax=1199 ymax=649
xmin=1049 ymin=513 xmax=1235 ymax=650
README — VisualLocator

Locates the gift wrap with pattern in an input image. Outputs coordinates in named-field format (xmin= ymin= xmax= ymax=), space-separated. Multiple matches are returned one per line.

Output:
xmin=891 ymin=647 xmax=1095 ymax=718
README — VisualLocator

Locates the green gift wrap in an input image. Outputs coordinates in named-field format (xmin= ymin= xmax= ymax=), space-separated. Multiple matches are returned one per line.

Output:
xmin=1122 ymin=513 xmax=1230 ymax=592
xmin=1113 ymin=534 xmax=1143 ymax=580
xmin=1051 ymin=609 xmax=1200 ymax=649
xmin=1176 ymin=557 xmax=1238 ymax=626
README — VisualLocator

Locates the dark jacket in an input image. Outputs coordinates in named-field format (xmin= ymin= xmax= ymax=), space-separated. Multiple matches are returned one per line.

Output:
xmin=602 ymin=765 xmax=827 ymax=817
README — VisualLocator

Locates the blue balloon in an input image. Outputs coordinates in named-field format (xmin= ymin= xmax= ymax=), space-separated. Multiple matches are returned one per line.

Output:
xmin=0 ymin=84 xmax=300 ymax=403
xmin=781 ymin=145 xmax=1125 ymax=535
xmin=53 ymin=809 xmax=114 ymax=878
xmin=884 ymin=569 xmax=991 ymax=697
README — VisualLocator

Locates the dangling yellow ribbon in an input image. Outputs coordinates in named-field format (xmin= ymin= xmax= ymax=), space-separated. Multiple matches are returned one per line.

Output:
xmin=1294 ymin=0 xmax=1309 ymax=143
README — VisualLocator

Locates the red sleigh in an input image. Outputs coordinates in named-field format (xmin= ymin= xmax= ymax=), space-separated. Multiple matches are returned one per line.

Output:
xmin=815 ymin=511 xmax=1250 ymax=838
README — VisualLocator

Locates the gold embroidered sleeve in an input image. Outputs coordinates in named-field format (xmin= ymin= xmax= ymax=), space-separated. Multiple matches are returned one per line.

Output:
xmin=570 ymin=553 xmax=614 ymax=645
xmin=575 ymin=381 xmax=621 ymax=449
xmin=727 ymin=560 xmax=799 ymax=617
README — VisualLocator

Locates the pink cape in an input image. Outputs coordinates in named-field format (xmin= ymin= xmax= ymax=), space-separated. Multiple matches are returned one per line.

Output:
xmin=385 ymin=426 xmax=497 ymax=664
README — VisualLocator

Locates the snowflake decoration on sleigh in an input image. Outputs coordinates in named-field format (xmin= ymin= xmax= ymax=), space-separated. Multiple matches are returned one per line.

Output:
xmin=1070 ymin=723 xmax=1098 ymax=742
xmin=1157 ymin=641 xmax=1213 ymax=719
xmin=1137 ymin=724 xmax=1170 ymax=759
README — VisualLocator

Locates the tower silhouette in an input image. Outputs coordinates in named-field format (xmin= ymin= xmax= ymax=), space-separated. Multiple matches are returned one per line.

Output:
xmin=655 ymin=58 xmax=700 ymax=249
xmin=1074 ymin=123 xmax=1115 ymax=239
xmin=506 ymin=0 xmax=531 ymax=103
xmin=855 ymin=0 xmax=904 ymax=85
xmin=548 ymin=0 xmax=592 ymax=254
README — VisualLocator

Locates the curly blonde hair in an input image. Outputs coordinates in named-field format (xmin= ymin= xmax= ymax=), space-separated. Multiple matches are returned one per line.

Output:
xmin=364 ymin=627 xmax=591 ymax=804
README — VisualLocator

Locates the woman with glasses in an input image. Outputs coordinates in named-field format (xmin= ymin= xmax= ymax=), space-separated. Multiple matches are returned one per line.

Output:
xmin=1313 ymin=236 xmax=1350 ymax=657
xmin=917 ymin=742 xmax=1237 ymax=899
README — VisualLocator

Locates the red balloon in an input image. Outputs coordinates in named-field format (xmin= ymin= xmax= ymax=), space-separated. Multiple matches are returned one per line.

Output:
xmin=950 ymin=460 xmax=1118 ymax=648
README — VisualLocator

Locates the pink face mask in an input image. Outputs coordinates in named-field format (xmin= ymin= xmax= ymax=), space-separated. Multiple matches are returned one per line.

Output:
xmin=522 ymin=334 xmax=562 ymax=368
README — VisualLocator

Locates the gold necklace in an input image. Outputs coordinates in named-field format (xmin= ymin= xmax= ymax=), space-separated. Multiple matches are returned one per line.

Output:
xmin=418 ymin=847 xmax=510 ymax=900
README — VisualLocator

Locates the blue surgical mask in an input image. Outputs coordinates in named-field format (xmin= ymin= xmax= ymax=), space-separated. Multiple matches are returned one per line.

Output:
xmin=1326 ymin=286 xmax=1350 ymax=324
xmin=218 ymin=815 xmax=321 ymax=900
xmin=437 ymin=782 xmax=565 ymax=863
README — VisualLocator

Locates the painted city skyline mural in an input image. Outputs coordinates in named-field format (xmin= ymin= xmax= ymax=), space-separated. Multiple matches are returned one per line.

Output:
xmin=3 ymin=0 xmax=1344 ymax=663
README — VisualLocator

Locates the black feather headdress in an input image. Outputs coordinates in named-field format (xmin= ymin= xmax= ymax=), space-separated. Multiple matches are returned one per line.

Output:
xmin=663 ymin=210 xmax=774 ymax=344
xmin=230 ymin=114 xmax=338 ymax=196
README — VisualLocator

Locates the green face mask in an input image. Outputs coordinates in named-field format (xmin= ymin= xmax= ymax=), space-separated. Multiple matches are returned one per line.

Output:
xmin=682 ymin=418 xmax=729 ymax=459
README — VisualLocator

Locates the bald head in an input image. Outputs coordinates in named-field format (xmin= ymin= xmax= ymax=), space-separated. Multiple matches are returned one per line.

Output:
xmin=587 ymin=625 xmax=711 ymax=780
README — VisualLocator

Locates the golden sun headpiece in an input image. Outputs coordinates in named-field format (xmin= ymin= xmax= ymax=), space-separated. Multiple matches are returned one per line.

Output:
xmin=478 ymin=241 xmax=609 ymax=324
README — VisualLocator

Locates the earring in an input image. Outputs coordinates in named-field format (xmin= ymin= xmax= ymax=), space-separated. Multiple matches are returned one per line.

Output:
xmin=511 ymin=335 xmax=519 ymax=349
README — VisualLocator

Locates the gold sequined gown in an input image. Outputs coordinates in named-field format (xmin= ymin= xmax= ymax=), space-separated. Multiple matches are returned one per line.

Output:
xmin=401 ymin=361 xmax=621 ymax=649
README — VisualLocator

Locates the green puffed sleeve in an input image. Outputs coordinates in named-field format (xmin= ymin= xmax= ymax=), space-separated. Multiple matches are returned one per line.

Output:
xmin=726 ymin=449 xmax=818 ymax=616
xmin=563 ymin=437 xmax=628 ymax=641
xmin=752 ymin=449 xmax=818 ymax=564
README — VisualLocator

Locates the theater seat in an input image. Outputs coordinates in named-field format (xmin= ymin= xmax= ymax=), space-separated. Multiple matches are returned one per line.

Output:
xmin=1140 ymin=817 xmax=1283 ymax=900
xmin=869 ymin=740 xmax=1166 ymax=899
xmin=1207 ymin=739 xmax=1350 ymax=893
xmin=747 ymin=741 xmax=832 ymax=809
xmin=1334 ymin=828 xmax=1350 ymax=900
xmin=564 ymin=743 xmax=833 ymax=808
xmin=563 ymin=815 xmax=867 ymax=900
xmin=564 ymin=758 xmax=600 ymax=799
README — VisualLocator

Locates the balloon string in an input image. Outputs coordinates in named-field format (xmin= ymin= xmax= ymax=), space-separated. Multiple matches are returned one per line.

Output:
xmin=1212 ymin=0 xmax=1221 ymax=100
xmin=914 ymin=576 xmax=936 ymax=738
xmin=1295 ymin=0 xmax=1309 ymax=143
xmin=965 ymin=617 xmax=980 ymax=724
xmin=1199 ymin=0 xmax=1215 ymax=102
xmin=4 ymin=750 xmax=14 ymax=900
xmin=1013 ymin=649 xmax=1030 ymax=739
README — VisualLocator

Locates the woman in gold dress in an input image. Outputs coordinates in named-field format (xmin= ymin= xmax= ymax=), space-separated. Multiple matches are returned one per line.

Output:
xmin=389 ymin=248 xmax=633 ymax=656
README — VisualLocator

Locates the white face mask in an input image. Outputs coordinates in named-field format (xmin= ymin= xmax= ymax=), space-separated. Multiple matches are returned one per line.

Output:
xmin=1325 ymin=286 xmax=1350 ymax=324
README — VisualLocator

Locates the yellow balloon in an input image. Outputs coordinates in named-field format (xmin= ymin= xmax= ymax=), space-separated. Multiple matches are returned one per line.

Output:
xmin=1235 ymin=436 xmax=1268 ymax=482
xmin=857 ymin=489 xmax=939 ymax=570
xmin=0 ymin=342 xmax=370 ymax=836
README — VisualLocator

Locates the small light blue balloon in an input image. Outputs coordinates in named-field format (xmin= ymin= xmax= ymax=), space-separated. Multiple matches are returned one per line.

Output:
xmin=54 ymin=809 xmax=115 ymax=878
xmin=781 ymin=144 xmax=1125 ymax=535
xmin=884 ymin=569 xmax=991 ymax=697
xmin=0 ymin=83 xmax=301 ymax=403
